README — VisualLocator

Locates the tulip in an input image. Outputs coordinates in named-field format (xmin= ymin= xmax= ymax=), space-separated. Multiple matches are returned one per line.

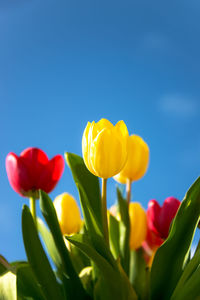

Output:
xmin=54 ymin=193 xmax=82 ymax=235
xmin=114 ymin=135 xmax=149 ymax=184
xmin=82 ymin=118 xmax=129 ymax=246
xmin=6 ymin=147 xmax=65 ymax=198
xmin=129 ymin=202 xmax=147 ymax=250
xmin=82 ymin=118 xmax=128 ymax=179
xmin=147 ymin=197 xmax=181 ymax=240
xmin=114 ymin=135 xmax=149 ymax=205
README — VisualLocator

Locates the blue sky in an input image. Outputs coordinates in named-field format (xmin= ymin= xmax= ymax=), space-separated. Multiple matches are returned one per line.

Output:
xmin=0 ymin=0 xmax=200 ymax=261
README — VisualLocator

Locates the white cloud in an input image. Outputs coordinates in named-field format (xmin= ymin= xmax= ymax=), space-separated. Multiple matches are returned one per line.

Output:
xmin=159 ymin=94 xmax=199 ymax=118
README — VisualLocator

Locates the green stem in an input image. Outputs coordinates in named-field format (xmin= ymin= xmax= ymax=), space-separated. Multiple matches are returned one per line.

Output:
xmin=126 ymin=178 xmax=132 ymax=206
xmin=102 ymin=178 xmax=109 ymax=246
xmin=29 ymin=197 xmax=37 ymax=226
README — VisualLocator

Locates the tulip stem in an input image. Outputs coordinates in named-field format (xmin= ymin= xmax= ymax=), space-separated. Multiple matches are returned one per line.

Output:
xmin=126 ymin=178 xmax=132 ymax=206
xmin=30 ymin=197 xmax=37 ymax=226
xmin=102 ymin=178 xmax=109 ymax=246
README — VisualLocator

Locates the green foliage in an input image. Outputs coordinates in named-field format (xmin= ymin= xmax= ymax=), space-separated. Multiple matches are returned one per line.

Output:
xmin=22 ymin=205 xmax=63 ymax=300
xmin=150 ymin=176 xmax=200 ymax=300
xmin=65 ymin=153 xmax=103 ymax=237
xmin=2 ymin=149 xmax=200 ymax=300
xmin=117 ymin=188 xmax=130 ymax=275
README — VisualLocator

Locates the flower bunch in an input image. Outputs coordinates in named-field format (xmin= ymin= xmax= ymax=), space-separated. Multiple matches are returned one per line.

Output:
xmin=1 ymin=118 xmax=200 ymax=300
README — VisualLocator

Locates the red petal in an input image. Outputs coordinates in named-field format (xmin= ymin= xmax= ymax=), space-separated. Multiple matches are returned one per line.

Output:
xmin=36 ymin=154 xmax=65 ymax=193
xmin=159 ymin=197 xmax=180 ymax=238
xmin=20 ymin=148 xmax=49 ymax=186
xmin=6 ymin=153 xmax=33 ymax=196
xmin=147 ymin=200 xmax=161 ymax=236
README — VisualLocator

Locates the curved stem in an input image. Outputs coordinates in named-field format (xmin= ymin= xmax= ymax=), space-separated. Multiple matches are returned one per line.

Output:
xmin=102 ymin=178 xmax=109 ymax=246
xmin=29 ymin=197 xmax=37 ymax=227
xmin=126 ymin=178 xmax=132 ymax=206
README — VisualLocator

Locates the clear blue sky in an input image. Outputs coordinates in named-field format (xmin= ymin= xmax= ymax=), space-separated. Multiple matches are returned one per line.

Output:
xmin=0 ymin=0 xmax=200 ymax=261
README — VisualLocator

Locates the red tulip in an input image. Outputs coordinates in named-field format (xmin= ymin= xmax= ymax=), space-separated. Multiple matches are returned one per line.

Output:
xmin=6 ymin=147 xmax=65 ymax=198
xmin=147 ymin=197 xmax=181 ymax=240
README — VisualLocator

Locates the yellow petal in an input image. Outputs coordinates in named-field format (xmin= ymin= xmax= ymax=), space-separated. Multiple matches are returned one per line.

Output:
xmin=82 ymin=121 xmax=97 ymax=176
xmin=82 ymin=119 xmax=129 ymax=178
xmin=92 ymin=119 xmax=114 ymax=139
xmin=129 ymin=202 xmax=147 ymax=250
xmin=115 ymin=120 xmax=129 ymax=139
xmin=54 ymin=193 xmax=82 ymax=235
xmin=90 ymin=128 xmax=126 ymax=178
xmin=114 ymin=134 xmax=149 ymax=183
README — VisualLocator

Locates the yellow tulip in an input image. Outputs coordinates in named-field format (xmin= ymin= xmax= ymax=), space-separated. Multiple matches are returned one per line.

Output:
xmin=82 ymin=118 xmax=129 ymax=178
xmin=114 ymin=135 xmax=149 ymax=184
xmin=53 ymin=193 xmax=82 ymax=235
xmin=129 ymin=202 xmax=147 ymax=250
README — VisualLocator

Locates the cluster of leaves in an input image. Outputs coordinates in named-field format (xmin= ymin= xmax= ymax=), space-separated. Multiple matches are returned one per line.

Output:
xmin=1 ymin=153 xmax=200 ymax=300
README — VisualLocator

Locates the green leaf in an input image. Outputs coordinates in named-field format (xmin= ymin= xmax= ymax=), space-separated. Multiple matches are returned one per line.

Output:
xmin=0 ymin=271 xmax=16 ymax=300
xmin=69 ymin=243 xmax=91 ymax=274
xmin=65 ymin=153 xmax=103 ymax=235
xmin=17 ymin=263 xmax=45 ymax=300
xmin=129 ymin=250 xmax=149 ymax=300
xmin=150 ymin=176 xmax=200 ymax=300
xmin=109 ymin=213 xmax=120 ymax=259
xmin=171 ymin=265 xmax=200 ymax=300
xmin=77 ymin=184 xmax=103 ymax=238
xmin=37 ymin=217 xmax=62 ymax=270
xmin=22 ymin=205 xmax=63 ymax=300
xmin=39 ymin=190 xmax=89 ymax=300
xmin=117 ymin=188 xmax=130 ymax=275
xmin=171 ymin=247 xmax=200 ymax=299
xmin=66 ymin=234 xmax=137 ymax=300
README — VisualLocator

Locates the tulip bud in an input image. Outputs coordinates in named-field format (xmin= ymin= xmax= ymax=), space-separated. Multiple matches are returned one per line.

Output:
xmin=53 ymin=193 xmax=82 ymax=235
xmin=6 ymin=147 xmax=64 ymax=198
xmin=114 ymin=135 xmax=149 ymax=184
xmin=147 ymin=197 xmax=181 ymax=240
xmin=129 ymin=202 xmax=147 ymax=250
xmin=82 ymin=119 xmax=129 ymax=178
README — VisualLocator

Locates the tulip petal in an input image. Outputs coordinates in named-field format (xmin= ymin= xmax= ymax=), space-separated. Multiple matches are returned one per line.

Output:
xmin=114 ymin=120 xmax=129 ymax=139
xmin=20 ymin=148 xmax=49 ymax=189
xmin=6 ymin=153 xmax=33 ymax=196
xmin=82 ymin=121 xmax=98 ymax=176
xmin=94 ymin=119 xmax=114 ymax=137
xmin=147 ymin=200 xmax=161 ymax=236
xmin=91 ymin=128 xmax=126 ymax=178
xmin=37 ymin=155 xmax=65 ymax=193
xmin=159 ymin=197 xmax=181 ymax=238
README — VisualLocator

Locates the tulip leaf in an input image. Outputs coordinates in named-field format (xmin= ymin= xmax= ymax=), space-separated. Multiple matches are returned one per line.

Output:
xmin=65 ymin=153 xmax=103 ymax=235
xmin=171 ymin=247 xmax=200 ymax=299
xmin=109 ymin=213 xmax=120 ymax=259
xmin=117 ymin=188 xmax=130 ymax=276
xmin=0 ymin=271 xmax=16 ymax=300
xmin=70 ymin=243 xmax=91 ymax=274
xmin=17 ymin=263 xmax=45 ymax=300
xmin=66 ymin=234 xmax=138 ymax=300
xmin=22 ymin=205 xmax=63 ymax=300
xmin=39 ymin=190 xmax=89 ymax=300
xmin=170 ymin=265 xmax=200 ymax=300
xmin=129 ymin=250 xmax=150 ymax=300
xmin=77 ymin=184 xmax=103 ymax=238
xmin=150 ymin=176 xmax=200 ymax=300
xmin=37 ymin=217 xmax=62 ymax=270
